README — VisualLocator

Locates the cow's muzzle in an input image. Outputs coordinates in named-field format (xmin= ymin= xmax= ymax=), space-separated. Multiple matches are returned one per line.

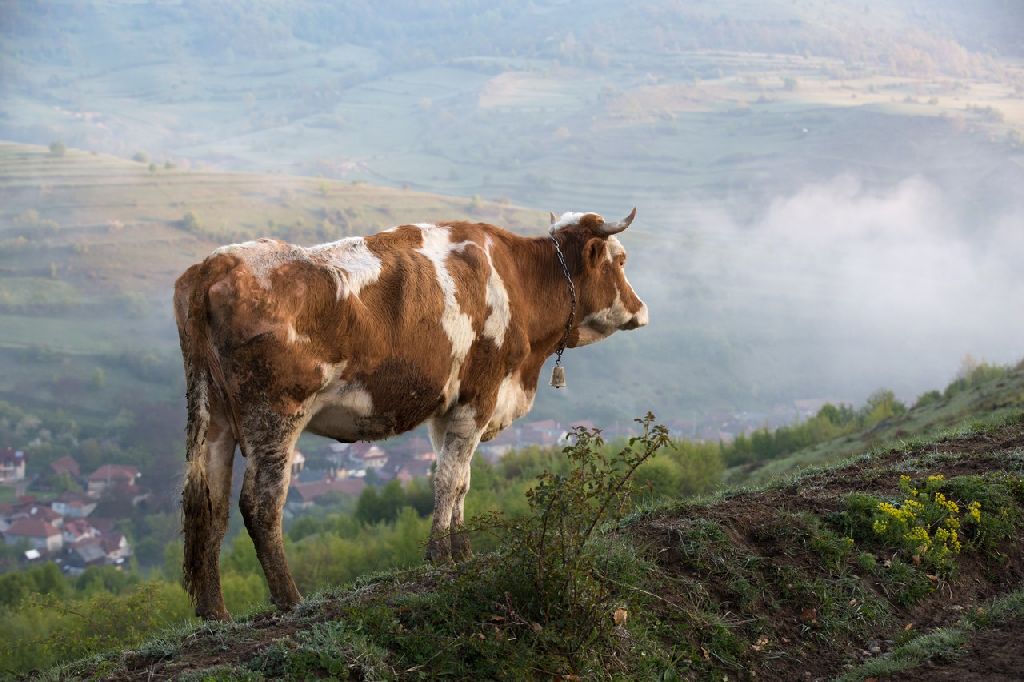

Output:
xmin=622 ymin=303 xmax=649 ymax=330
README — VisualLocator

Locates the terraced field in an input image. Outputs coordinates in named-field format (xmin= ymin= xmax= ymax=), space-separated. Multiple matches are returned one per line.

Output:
xmin=0 ymin=142 xmax=542 ymax=417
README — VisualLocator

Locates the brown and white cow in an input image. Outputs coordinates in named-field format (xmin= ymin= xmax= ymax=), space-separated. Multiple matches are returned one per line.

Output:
xmin=174 ymin=209 xmax=648 ymax=620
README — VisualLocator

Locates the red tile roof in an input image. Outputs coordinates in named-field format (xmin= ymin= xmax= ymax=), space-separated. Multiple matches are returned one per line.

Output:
xmin=27 ymin=506 xmax=61 ymax=522
xmin=4 ymin=517 xmax=60 ymax=538
xmin=291 ymin=478 xmax=366 ymax=502
xmin=88 ymin=464 xmax=140 ymax=482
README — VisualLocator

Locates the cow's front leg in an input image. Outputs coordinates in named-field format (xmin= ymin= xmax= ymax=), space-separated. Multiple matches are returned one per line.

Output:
xmin=427 ymin=409 xmax=481 ymax=564
xmin=449 ymin=465 xmax=473 ymax=562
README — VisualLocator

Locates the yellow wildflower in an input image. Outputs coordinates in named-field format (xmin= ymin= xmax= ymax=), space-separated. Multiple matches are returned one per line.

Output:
xmin=934 ymin=492 xmax=959 ymax=514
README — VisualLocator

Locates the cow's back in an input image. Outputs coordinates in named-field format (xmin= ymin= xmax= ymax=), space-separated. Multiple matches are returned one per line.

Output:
xmin=187 ymin=225 xmax=518 ymax=443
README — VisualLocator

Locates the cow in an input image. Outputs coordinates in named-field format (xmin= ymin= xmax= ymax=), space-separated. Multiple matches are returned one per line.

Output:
xmin=174 ymin=209 xmax=648 ymax=620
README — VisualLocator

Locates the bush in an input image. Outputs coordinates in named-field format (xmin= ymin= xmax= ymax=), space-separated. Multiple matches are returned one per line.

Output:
xmin=48 ymin=141 xmax=66 ymax=157
xmin=469 ymin=414 xmax=670 ymax=662
xmin=839 ymin=474 xmax=1022 ymax=576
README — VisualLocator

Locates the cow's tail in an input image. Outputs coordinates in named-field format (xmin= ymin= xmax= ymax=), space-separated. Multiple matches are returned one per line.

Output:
xmin=176 ymin=266 xmax=243 ymax=608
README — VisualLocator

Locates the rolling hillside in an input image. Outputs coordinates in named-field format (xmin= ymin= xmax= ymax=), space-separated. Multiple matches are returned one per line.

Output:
xmin=731 ymin=361 xmax=1024 ymax=485
xmin=41 ymin=410 xmax=1024 ymax=680
xmin=0 ymin=141 xmax=541 ymax=420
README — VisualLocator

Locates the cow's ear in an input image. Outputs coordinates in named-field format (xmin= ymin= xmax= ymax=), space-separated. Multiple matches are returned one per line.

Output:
xmin=584 ymin=238 xmax=606 ymax=269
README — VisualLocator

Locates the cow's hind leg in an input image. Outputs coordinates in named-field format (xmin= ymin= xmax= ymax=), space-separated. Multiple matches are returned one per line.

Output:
xmin=182 ymin=413 xmax=236 ymax=621
xmin=239 ymin=429 xmax=302 ymax=611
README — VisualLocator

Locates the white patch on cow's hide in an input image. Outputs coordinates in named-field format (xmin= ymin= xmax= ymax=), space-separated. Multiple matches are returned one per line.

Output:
xmin=577 ymin=291 xmax=631 ymax=346
xmin=211 ymin=239 xmax=295 ymax=287
xmin=549 ymin=211 xmax=599 ymax=232
xmin=308 ymin=237 xmax=383 ymax=300
xmin=481 ymin=237 xmax=511 ymax=347
xmin=305 ymin=372 xmax=376 ymax=442
xmin=416 ymin=225 xmax=476 ymax=404
xmin=606 ymin=236 xmax=625 ymax=262
xmin=415 ymin=226 xmax=475 ymax=357
xmin=485 ymin=373 xmax=534 ymax=437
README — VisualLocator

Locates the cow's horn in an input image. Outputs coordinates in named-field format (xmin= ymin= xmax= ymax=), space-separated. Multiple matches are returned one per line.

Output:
xmin=598 ymin=207 xmax=637 ymax=235
xmin=550 ymin=211 xmax=558 ymax=225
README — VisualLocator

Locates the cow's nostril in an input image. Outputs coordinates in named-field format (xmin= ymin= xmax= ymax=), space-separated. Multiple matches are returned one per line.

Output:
xmin=631 ymin=303 xmax=649 ymax=328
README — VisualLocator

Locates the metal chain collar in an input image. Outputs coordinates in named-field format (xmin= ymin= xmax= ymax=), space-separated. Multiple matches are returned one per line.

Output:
xmin=550 ymin=231 xmax=577 ymax=367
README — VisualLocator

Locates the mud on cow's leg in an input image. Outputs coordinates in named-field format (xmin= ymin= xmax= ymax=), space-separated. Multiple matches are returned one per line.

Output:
xmin=450 ymin=466 xmax=473 ymax=562
xmin=239 ymin=431 xmax=302 ymax=611
xmin=183 ymin=416 xmax=236 ymax=621
xmin=426 ymin=409 xmax=481 ymax=564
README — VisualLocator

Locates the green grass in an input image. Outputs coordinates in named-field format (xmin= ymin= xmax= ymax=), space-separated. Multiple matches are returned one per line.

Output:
xmin=39 ymin=412 xmax=1024 ymax=680
xmin=838 ymin=586 xmax=1024 ymax=681
xmin=732 ymin=365 xmax=1024 ymax=485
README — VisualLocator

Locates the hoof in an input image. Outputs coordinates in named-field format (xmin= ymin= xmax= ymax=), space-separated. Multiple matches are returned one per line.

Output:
xmin=196 ymin=607 xmax=232 ymax=622
xmin=451 ymin=533 xmax=473 ymax=562
xmin=426 ymin=537 xmax=452 ymax=564
xmin=272 ymin=589 xmax=302 ymax=613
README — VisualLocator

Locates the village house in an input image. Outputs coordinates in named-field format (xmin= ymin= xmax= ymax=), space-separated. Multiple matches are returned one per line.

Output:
xmin=23 ymin=504 xmax=63 ymax=529
xmin=61 ymin=519 xmax=99 ymax=545
xmin=65 ymin=540 xmax=106 ymax=574
xmin=286 ymin=478 xmax=366 ymax=512
xmin=87 ymin=464 xmax=140 ymax=498
xmin=520 ymin=419 xmax=564 ymax=447
xmin=0 ymin=447 xmax=26 ymax=483
xmin=291 ymin=449 xmax=306 ymax=477
xmin=101 ymin=532 xmax=132 ymax=563
xmin=3 ymin=517 xmax=63 ymax=552
xmin=477 ymin=427 xmax=519 ymax=461
xmin=51 ymin=491 xmax=96 ymax=518
xmin=348 ymin=443 xmax=389 ymax=470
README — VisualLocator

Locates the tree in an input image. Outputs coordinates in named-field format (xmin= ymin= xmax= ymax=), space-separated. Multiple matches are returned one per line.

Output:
xmin=181 ymin=210 xmax=202 ymax=233
xmin=48 ymin=141 xmax=66 ymax=157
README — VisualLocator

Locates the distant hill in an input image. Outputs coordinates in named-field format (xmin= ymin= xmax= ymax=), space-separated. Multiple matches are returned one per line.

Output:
xmin=0 ymin=140 xmax=541 ymax=458
xmin=3 ymin=1 xmax=1023 ymax=419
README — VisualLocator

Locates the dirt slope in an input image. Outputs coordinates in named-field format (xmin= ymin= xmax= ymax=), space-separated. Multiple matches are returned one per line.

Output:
xmin=47 ymin=416 xmax=1024 ymax=681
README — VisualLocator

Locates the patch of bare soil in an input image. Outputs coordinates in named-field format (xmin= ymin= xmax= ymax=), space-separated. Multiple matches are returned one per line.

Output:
xmin=887 ymin=620 xmax=1024 ymax=681
xmin=634 ymin=420 xmax=1024 ymax=681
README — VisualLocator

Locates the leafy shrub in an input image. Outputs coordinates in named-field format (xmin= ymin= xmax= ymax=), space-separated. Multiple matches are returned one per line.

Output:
xmin=839 ymin=474 xmax=1022 ymax=576
xmin=469 ymin=414 xmax=670 ymax=666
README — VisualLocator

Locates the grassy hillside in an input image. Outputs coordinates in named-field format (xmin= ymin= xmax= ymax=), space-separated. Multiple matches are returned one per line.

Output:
xmin=733 ymin=361 xmax=1024 ymax=485
xmin=39 ymin=411 xmax=1024 ymax=680
xmin=0 ymin=140 xmax=540 ymax=419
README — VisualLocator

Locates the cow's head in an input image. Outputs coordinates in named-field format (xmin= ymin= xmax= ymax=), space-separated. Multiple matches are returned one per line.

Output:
xmin=549 ymin=208 xmax=649 ymax=347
